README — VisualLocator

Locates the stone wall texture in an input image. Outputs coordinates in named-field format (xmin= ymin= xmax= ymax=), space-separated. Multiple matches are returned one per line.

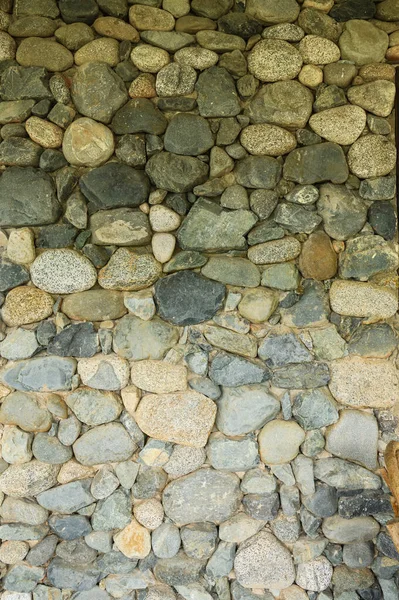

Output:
xmin=0 ymin=0 xmax=398 ymax=598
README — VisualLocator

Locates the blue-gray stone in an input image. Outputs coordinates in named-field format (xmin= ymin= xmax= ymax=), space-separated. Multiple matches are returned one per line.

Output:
xmin=1 ymin=356 xmax=76 ymax=391
xmin=37 ymin=480 xmax=94 ymax=514
xmin=47 ymin=558 xmax=102 ymax=592
xmin=258 ymin=332 xmax=313 ymax=367
xmin=32 ymin=432 xmax=73 ymax=464
xmin=292 ymin=389 xmax=339 ymax=430
xmin=243 ymin=492 xmax=280 ymax=521
xmin=27 ymin=535 xmax=58 ymax=566
xmin=207 ymin=434 xmax=259 ymax=472
xmin=91 ymin=488 xmax=131 ymax=531
xmin=181 ymin=522 xmax=217 ymax=560
xmin=272 ymin=363 xmax=330 ymax=389
xmin=49 ymin=515 xmax=91 ymax=540
xmin=154 ymin=552 xmax=203 ymax=586
xmin=47 ymin=322 xmax=99 ymax=358
xmin=3 ymin=564 xmax=44 ymax=593
xmin=206 ymin=541 xmax=236 ymax=580
xmin=0 ymin=258 xmax=30 ymax=291
xmin=0 ymin=523 xmax=49 ymax=541
xmin=209 ymin=352 xmax=271 ymax=387
xmin=302 ymin=484 xmax=338 ymax=517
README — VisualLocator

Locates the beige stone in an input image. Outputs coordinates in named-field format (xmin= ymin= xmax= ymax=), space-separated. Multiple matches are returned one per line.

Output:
xmin=62 ymin=290 xmax=126 ymax=321
xmin=134 ymin=499 xmax=164 ymax=530
xmin=135 ymin=391 xmax=217 ymax=447
xmin=163 ymin=0 xmax=190 ymax=17
xmin=130 ymin=360 xmax=187 ymax=394
xmin=330 ymin=280 xmax=398 ymax=320
xmin=259 ymin=420 xmax=306 ymax=464
xmin=131 ymin=45 xmax=170 ymax=73
xmin=204 ymin=326 xmax=258 ymax=358
xmin=298 ymin=64 xmax=323 ymax=88
xmin=78 ymin=354 xmax=130 ymax=391
xmin=121 ymin=385 xmax=141 ymax=415
xmin=359 ymin=62 xmax=395 ymax=82
xmin=347 ymin=80 xmax=396 ymax=117
xmin=329 ymin=356 xmax=399 ymax=409
xmin=152 ymin=232 xmax=176 ymax=264
xmin=299 ymin=35 xmax=340 ymax=64
xmin=63 ymin=117 xmax=114 ymax=167
xmin=16 ymin=37 xmax=73 ymax=71
xmin=98 ymin=248 xmax=162 ymax=291
xmin=339 ymin=20 xmax=388 ymax=66
xmin=93 ymin=17 xmax=139 ymax=42
xmin=25 ymin=116 xmax=63 ymax=148
xmin=348 ymin=134 xmax=396 ymax=179
xmin=299 ymin=231 xmax=338 ymax=280
xmin=7 ymin=228 xmax=35 ymax=264
xmin=0 ymin=540 xmax=29 ymax=564
xmin=309 ymin=105 xmax=366 ymax=145
xmin=248 ymin=39 xmax=303 ymax=82
xmin=0 ymin=391 xmax=52 ymax=432
xmin=240 ymin=124 xmax=297 ymax=156
xmin=57 ymin=460 xmax=95 ymax=484
xmin=129 ymin=5 xmax=175 ymax=31
xmin=2 ymin=286 xmax=53 ymax=326
xmin=238 ymin=288 xmax=279 ymax=323
xmin=149 ymin=205 xmax=181 ymax=232
xmin=75 ymin=38 xmax=120 ymax=67
xmin=114 ymin=518 xmax=152 ymax=559
xmin=248 ymin=238 xmax=302 ymax=264
xmin=174 ymin=46 xmax=218 ymax=70
xmin=0 ymin=31 xmax=15 ymax=61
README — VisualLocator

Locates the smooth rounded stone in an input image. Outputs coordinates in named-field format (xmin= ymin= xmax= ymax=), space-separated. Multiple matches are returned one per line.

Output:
xmin=152 ymin=233 xmax=176 ymax=264
xmin=114 ymin=518 xmax=151 ymax=560
xmin=293 ymin=389 xmax=338 ymax=431
xmin=129 ymin=5 xmax=175 ymax=30
xmin=196 ymin=66 xmax=241 ymax=118
xmin=262 ymin=23 xmax=305 ymax=42
xmin=98 ymin=248 xmax=161 ymax=291
xmin=249 ymin=189 xmax=278 ymax=219
xmin=207 ymin=434 xmax=259 ymax=471
xmin=71 ymin=63 xmax=128 ymax=125
xmin=317 ymin=183 xmax=367 ymax=241
xmin=65 ymin=388 xmax=122 ymax=426
xmin=62 ymin=290 xmax=126 ymax=322
xmin=0 ymin=136 xmax=43 ymax=167
xmin=146 ymin=152 xmax=208 ymax=193
xmin=360 ymin=176 xmax=396 ymax=202
xmin=348 ymin=80 xmax=395 ymax=118
xmin=136 ymin=391 xmax=216 ymax=448
xmin=155 ymin=63 xmax=196 ymax=97
xmin=234 ymin=531 xmax=295 ymax=589
xmin=30 ymin=249 xmax=96 ymax=294
xmin=0 ymin=540 xmax=29 ymax=564
xmin=80 ymin=163 xmax=149 ymax=211
xmin=273 ymin=203 xmax=322 ymax=234
xmin=342 ymin=541 xmax=374 ymax=569
xmin=325 ymin=409 xmax=378 ymax=470
xmin=0 ymin=392 xmax=51 ymax=432
xmin=299 ymin=231 xmax=338 ymax=280
xmin=36 ymin=480 xmax=93 ymax=515
xmin=152 ymin=523 xmax=181 ymax=559
xmin=248 ymin=237 xmax=301 ymax=264
xmin=131 ymin=44 xmax=170 ymax=73
xmin=0 ymin=460 xmax=59 ymax=497
xmin=299 ymin=34 xmax=340 ymax=64
xmin=296 ymin=557 xmax=333 ymax=592
xmin=134 ymin=498 xmax=164 ymax=530
xmin=63 ymin=118 xmax=114 ymax=168
xmin=113 ymin=315 xmax=179 ymax=360
xmin=1 ymin=355 xmax=76 ymax=393
xmin=73 ymin=423 xmax=135 ymax=466
xmin=111 ymin=99 xmax=167 ymax=135
xmin=141 ymin=30 xmax=194 ymax=53
xmin=165 ymin=445 xmax=206 ymax=479
xmin=315 ymin=457 xmax=381 ymax=491
xmin=258 ymin=420 xmax=305 ymax=466
xmin=324 ymin=61 xmax=357 ymax=87
xmin=246 ymin=80 xmax=313 ymax=129
xmin=348 ymin=135 xmax=396 ymax=179
xmin=1 ymin=425 xmax=33 ymax=464
xmin=201 ymin=256 xmax=260 ymax=288
xmin=55 ymin=22 xmax=94 ymax=51
xmin=163 ymin=468 xmax=242 ymax=525
xmin=90 ymin=208 xmax=151 ymax=246
xmin=174 ymin=47 xmax=218 ymax=70
xmin=369 ymin=201 xmax=396 ymax=241
xmin=0 ymin=328 xmax=39 ymax=361
xmin=77 ymin=354 xmax=129 ymax=390
xmin=348 ymin=323 xmax=397 ymax=358
xmin=220 ymin=513 xmax=265 ymax=545
xmin=248 ymin=39 xmax=303 ymax=82
xmin=258 ymin=333 xmax=312 ymax=367
xmin=261 ymin=263 xmax=300 ymax=291
xmin=58 ymin=415 xmax=81 ymax=447
xmin=25 ymin=116 xmax=63 ymax=150
xmin=298 ymin=64 xmax=323 ymax=88
xmin=339 ymin=235 xmax=398 ymax=280
xmin=154 ymin=270 xmax=225 ymax=326
xmin=93 ymin=16 xmax=139 ymax=41
xmin=16 ymin=37 xmax=73 ymax=72
xmin=339 ymin=20 xmax=388 ymax=65
xmin=309 ymin=105 xmax=366 ymax=146
xmin=58 ymin=0 xmax=99 ymax=24
xmin=240 ymin=124 xmax=296 ymax=156
xmin=32 ymin=432 xmax=72 ymax=464
xmin=205 ymin=325 xmax=256 ymax=358
xmin=164 ymin=114 xmax=213 ymax=157
xmin=124 ymin=289 xmax=156 ymax=321
xmin=131 ymin=361 xmax=187 ymax=394
xmin=237 ymin=288 xmax=278 ymax=323
xmin=323 ymin=516 xmax=380 ymax=544
xmin=330 ymin=280 xmax=398 ymax=321
xmin=284 ymin=142 xmax=349 ymax=185
xmin=3 ymin=563 xmax=44 ymax=592
xmin=196 ymin=30 xmax=245 ymax=53
xmin=246 ymin=0 xmax=300 ymax=23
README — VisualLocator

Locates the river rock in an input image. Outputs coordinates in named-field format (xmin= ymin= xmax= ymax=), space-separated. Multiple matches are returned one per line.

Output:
xmin=16 ymin=37 xmax=73 ymax=71
xmin=216 ymin=385 xmax=279 ymax=436
xmin=322 ymin=515 xmax=380 ymax=544
xmin=299 ymin=231 xmax=338 ymax=280
xmin=73 ymin=423 xmax=135 ymax=466
xmin=77 ymin=354 xmax=129 ymax=390
xmin=339 ymin=20 xmax=388 ymax=65
xmin=284 ymin=143 xmax=349 ymax=184
xmin=164 ymin=113 xmax=214 ymax=156
xmin=146 ymin=152 xmax=208 ymax=192
xmin=195 ymin=66 xmax=241 ymax=117
xmin=309 ymin=105 xmax=366 ymax=145
xmin=113 ymin=315 xmax=179 ymax=360
xmin=31 ymin=249 xmax=96 ymax=294
xmin=329 ymin=280 xmax=398 ymax=320
xmin=0 ymin=460 xmax=59 ymax=497
xmin=98 ymin=248 xmax=161 ymax=291
xmin=259 ymin=420 xmax=305 ymax=464
xmin=240 ymin=123 xmax=297 ymax=156
xmin=1 ymin=356 xmax=76 ymax=392
xmin=65 ymin=388 xmax=122 ymax=426
xmin=63 ymin=117 xmax=114 ymax=167
xmin=317 ymin=183 xmax=367 ymax=240
xmin=248 ymin=39 xmax=303 ymax=82
xmin=62 ymin=290 xmax=126 ymax=321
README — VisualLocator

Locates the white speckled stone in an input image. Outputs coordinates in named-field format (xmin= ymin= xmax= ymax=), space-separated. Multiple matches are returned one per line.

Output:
xmin=30 ymin=249 xmax=97 ymax=294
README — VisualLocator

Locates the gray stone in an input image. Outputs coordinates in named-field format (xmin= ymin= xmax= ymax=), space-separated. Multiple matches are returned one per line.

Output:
xmin=0 ymin=523 xmax=49 ymax=541
xmin=339 ymin=235 xmax=398 ymax=280
xmin=47 ymin=558 xmax=101 ymax=591
xmin=196 ymin=66 xmax=241 ymax=117
xmin=32 ymin=433 xmax=73 ymax=464
xmin=0 ymin=328 xmax=39 ymax=361
xmin=163 ymin=468 xmax=242 ymax=525
xmin=178 ymin=199 xmax=257 ymax=252
xmin=36 ymin=480 xmax=94 ymax=514
xmin=58 ymin=415 xmax=81 ymax=446
xmin=322 ymin=515 xmax=380 ymax=544
xmin=359 ymin=177 xmax=396 ymax=201
xmin=368 ymin=201 xmax=396 ymax=240
xmin=73 ymin=423 xmax=136 ymax=466
xmin=303 ymin=484 xmax=338 ymax=518
xmin=181 ymin=522 xmax=217 ymax=560
xmin=189 ymin=376 xmax=221 ymax=400
xmin=47 ymin=323 xmax=99 ymax=358
xmin=154 ymin=270 xmax=225 ymax=325
xmin=207 ymin=434 xmax=259 ymax=471
xmin=146 ymin=152 xmax=208 ymax=193
xmin=111 ymin=99 xmax=167 ymax=135
xmin=164 ymin=250 xmax=207 ymax=273
xmin=79 ymin=162 xmax=150 ymax=210
xmin=164 ymin=113 xmax=214 ymax=156
xmin=0 ymin=137 xmax=42 ymax=167
xmin=0 ymin=259 xmax=29 ymax=292
xmin=271 ymin=514 xmax=301 ymax=543
xmin=261 ymin=263 xmax=300 ymax=290
xmin=0 ymin=497 xmax=48 ymax=525
xmin=113 ymin=315 xmax=179 ymax=360
xmin=3 ymin=564 xmax=44 ymax=593
xmin=216 ymin=384 xmax=279 ymax=436
xmin=210 ymin=352 xmax=271 ymax=386
xmin=49 ymin=515 xmax=91 ymax=540
xmin=133 ymin=466 xmax=167 ymax=499
xmin=235 ymin=155 xmax=282 ymax=189
xmin=258 ymin=332 xmax=312 ymax=367
xmin=284 ymin=143 xmax=349 ymax=185
xmin=317 ymin=183 xmax=367 ymax=241
xmin=201 ymin=256 xmax=260 ymax=287
xmin=154 ymin=552 xmax=203 ymax=586
xmin=0 ymin=166 xmax=60 ymax=227
xmin=1 ymin=356 xmax=76 ymax=392
xmin=325 ymin=410 xmax=378 ymax=470
xmin=27 ymin=535 xmax=58 ymax=566
xmin=293 ymin=389 xmax=339 ymax=430
xmin=115 ymin=460 xmax=139 ymax=489
xmin=55 ymin=539 xmax=97 ymax=566
xmin=343 ymin=542 xmax=374 ymax=569
xmin=348 ymin=324 xmax=397 ymax=358
xmin=91 ymin=489 xmax=131 ymax=531
xmin=281 ymin=281 xmax=329 ymax=328
xmin=338 ymin=490 xmax=393 ymax=519
xmin=0 ymin=66 xmax=52 ymax=101
xmin=152 ymin=522 xmax=181 ymax=559
xmin=71 ymin=62 xmax=128 ymax=124
xmin=243 ymin=492 xmax=279 ymax=521
xmin=231 ymin=581 xmax=274 ymax=600
xmin=274 ymin=203 xmax=322 ymax=234
xmin=272 ymin=362 xmax=330 ymax=389
xmin=206 ymin=541 xmax=236 ymax=580
xmin=314 ymin=458 xmax=381 ymax=490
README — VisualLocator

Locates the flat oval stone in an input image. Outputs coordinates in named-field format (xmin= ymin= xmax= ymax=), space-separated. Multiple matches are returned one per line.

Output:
xmin=1 ymin=356 xmax=76 ymax=392
xmin=31 ymin=249 xmax=97 ymax=294
xmin=154 ymin=270 xmax=226 ymax=325
xmin=309 ymin=105 xmax=366 ymax=145
xmin=111 ymin=99 xmax=167 ymax=135
xmin=129 ymin=5 xmax=175 ymax=31
xmin=63 ymin=117 xmax=114 ymax=167
xmin=164 ymin=113 xmax=214 ymax=156
xmin=136 ymin=391 xmax=216 ymax=448
xmin=65 ymin=387 xmax=122 ymax=426
xmin=259 ymin=420 xmax=305 ymax=464
xmin=163 ymin=469 xmax=242 ymax=525
xmin=62 ymin=290 xmax=126 ymax=321
xmin=2 ymin=285 xmax=53 ymax=327
xmin=240 ymin=123 xmax=297 ymax=156
xmin=73 ymin=423 xmax=136 ymax=466
xmin=339 ymin=20 xmax=388 ymax=66
xmin=322 ymin=515 xmax=380 ymax=544
xmin=284 ymin=142 xmax=349 ymax=185
xmin=248 ymin=237 xmax=301 ymax=264
xmin=90 ymin=208 xmax=151 ymax=246
xmin=75 ymin=38 xmax=120 ymax=66
xmin=248 ymin=39 xmax=303 ymax=82
xmin=201 ymin=256 xmax=260 ymax=287
xmin=16 ymin=37 xmax=74 ymax=71
xmin=113 ymin=315 xmax=179 ymax=360
xmin=130 ymin=361 xmax=187 ymax=394
xmin=348 ymin=134 xmax=396 ymax=179
xmin=0 ymin=460 xmax=59 ymax=497
xmin=329 ymin=280 xmax=398 ymax=320
xmin=246 ymin=0 xmax=300 ymax=24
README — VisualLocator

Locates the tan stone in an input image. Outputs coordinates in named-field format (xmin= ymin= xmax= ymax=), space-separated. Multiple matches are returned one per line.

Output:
xmin=128 ymin=73 xmax=156 ymax=98
xmin=131 ymin=45 xmax=170 ymax=73
xmin=240 ymin=124 xmax=297 ymax=156
xmin=309 ymin=105 xmax=366 ymax=145
xmin=2 ymin=286 xmax=53 ymax=326
xmin=62 ymin=290 xmax=126 ymax=321
xmin=7 ymin=228 xmax=35 ymax=264
xmin=330 ymin=280 xmax=398 ymax=320
xmin=63 ymin=117 xmax=114 ymax=168
xmin=298 ymin=64 xmax=323 ymax=88
xmin=176 ymin=15 xmax=217 ymax=33
xmin=129 ymin=5 xmax=175 ymax=31
xmin=130 ymin=360 xmax=187 ymax=394
xmin=75 ymin=38 xmax=120 ymax=66
xmin=152 ymin=232 xmax=176 ymax=263
xmin=0 ymin=30 xmax=15 ymax=61
xmin=121 ymin=385 xmax=141 ymax=415
xmin=135 ymin=391 xmax=217 ymax=447
xmin=259 ymin=420 xmax=305 ymax=465
xmin=248 ymin=238 xmax=302 ymax=264
xmin=205 ymin=326 xmax=258 ymax=358
xmin=25 ymin=116 xmax=63 ymax=148
xmin=134 ymin=499 xmax=164 ymax=530
xmin=299 ymin=35 xmax=341 ymax=64
xmin=359 ymin=63 xmax=395 ymax=82
xmin=329 ymin=356 xmax=399 ymax=409
xmin=57 ymin=460 xmax=95 ymax=484
xmin=238 ymin=288 xmax=279 ymax=323
xmin=16 ymin=37 xmax=73 ymax=71
xmin=93 ymin=17 xmax=139 ymax=42
xmin=299 ymin=231 xmax=338 ymax=280
xmin=114 ymin=518 xmax=151 ymax=559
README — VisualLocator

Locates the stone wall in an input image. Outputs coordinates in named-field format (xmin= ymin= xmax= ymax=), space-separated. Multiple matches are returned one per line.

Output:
xmin=0 ymin=0 xmax=398 ymax=598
